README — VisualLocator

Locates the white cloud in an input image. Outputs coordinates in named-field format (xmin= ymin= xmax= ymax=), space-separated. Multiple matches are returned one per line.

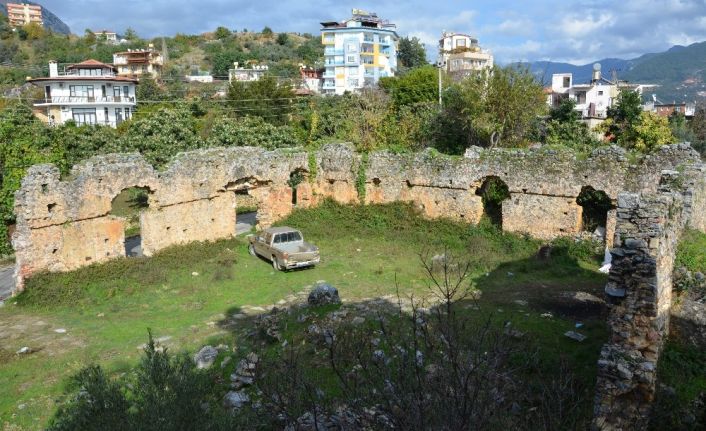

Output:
xmin=557 ymin=13 xmax=615 ymax=38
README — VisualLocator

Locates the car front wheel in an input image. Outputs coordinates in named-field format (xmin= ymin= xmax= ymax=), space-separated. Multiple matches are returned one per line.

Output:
xmin=272 ymin=257 xmax=282 ymax=271
xmin=248 ymin=244 xmax=256 ymax=256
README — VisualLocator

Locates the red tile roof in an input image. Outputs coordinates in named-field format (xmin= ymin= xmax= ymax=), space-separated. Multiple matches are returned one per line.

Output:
xmin=28 ymin=76 xmax=138 ymax=83
xmin=67 ymin=59 xmax=115 ymax=70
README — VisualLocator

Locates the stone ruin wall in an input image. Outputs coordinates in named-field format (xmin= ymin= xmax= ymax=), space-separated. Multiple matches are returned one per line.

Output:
xmin=592 ymin=163 xmax=706 ymax=430
xmin=12 ymin=143 xmax=701 ymax=289
xmin=10 ymin=142 xmax=706 ymax=428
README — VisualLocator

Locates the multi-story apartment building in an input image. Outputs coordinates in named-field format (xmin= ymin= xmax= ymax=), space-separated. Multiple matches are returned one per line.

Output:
xmin=320 ymin=9 xmax=398 ymax=95
xmin=438 ymin=31 xmax=493 ymax=78
xmin=29 ymin=60 xmax=138 ymax=127
xmin=6 ymin=3 xmax=43 ymax=28
xmin=113 ymin=47 xmax=164 ymax=79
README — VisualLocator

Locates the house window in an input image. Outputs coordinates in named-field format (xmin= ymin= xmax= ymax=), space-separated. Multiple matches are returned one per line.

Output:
xmin=103 ymin=107 xmax=109 ymax=124
xmin=125 ymin=107 xmax=131 ymax=119
xmin=123 ymin=86 xmax=129 ymax=98
xmin=598 ymin=90 xmax=604 ymax=96
xmin=115 ymin=108 xmax=123 ymax=125
xmin=348 ymin=67 xmax=359 ymax=76
xmin=347 ymin=77 xmax=358 ymax=87
xmin=113 ymin=86 xmax=121 ymax=100
xmin=69 ymin=85 xmax=94 ymax=99
xmin=563 ymin=77 xmax=571 ymax=88
xmin=456 ymin=38 xmax=466 ymax=48
xmin=72 ymin=108 xmax=96 ymax=125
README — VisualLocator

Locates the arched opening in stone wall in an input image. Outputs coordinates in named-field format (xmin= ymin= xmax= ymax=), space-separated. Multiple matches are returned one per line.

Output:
xmin=576 ymin=186 xmax=613 ymax=235
xmin=109 ymin=186 xmax=152 ymax=257
xmin=287 ymin=169 xmax=307 ymax=207
xmin=225 ymin=178 xmax=265 ymax=235
xmin=475 ymin=176 xmax=510 ymax=228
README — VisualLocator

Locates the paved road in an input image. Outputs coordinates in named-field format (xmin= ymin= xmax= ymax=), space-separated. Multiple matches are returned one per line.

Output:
xmin=125 ymin=236 xmax=142 ymax=257
xmin=0 ymin=264 xmax=14 ymax=300
xmin=236 ymin=211 xmax=257 ymax=235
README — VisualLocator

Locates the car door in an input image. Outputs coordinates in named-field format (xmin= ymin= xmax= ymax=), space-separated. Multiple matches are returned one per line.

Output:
xmin=254 ymin=232 xmax=269 ymax=256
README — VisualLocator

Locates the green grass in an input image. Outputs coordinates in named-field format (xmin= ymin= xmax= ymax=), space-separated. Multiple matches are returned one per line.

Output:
xmin=0 ymin=201 xmax=608 ymax=429
xmin=676 ymin=229 xmax=706 ymax=273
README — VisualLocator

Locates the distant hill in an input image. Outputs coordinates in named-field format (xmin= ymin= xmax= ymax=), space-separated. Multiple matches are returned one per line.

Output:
xmin=0 ymin=0 xmax=71 ymax=35
xmin=515 ymin=42 xmax=706 ymax=102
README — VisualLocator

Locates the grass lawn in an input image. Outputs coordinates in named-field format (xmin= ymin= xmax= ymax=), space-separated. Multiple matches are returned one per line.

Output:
xmin=0 ymin=201 xmax=608 ymax=430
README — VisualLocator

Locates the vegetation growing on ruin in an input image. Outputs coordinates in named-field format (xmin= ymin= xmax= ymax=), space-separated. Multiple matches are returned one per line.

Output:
xmin=675 ymin=229 xmax=706 ymax=274
xmin=1 ymin=201 xmax=608 ymax=428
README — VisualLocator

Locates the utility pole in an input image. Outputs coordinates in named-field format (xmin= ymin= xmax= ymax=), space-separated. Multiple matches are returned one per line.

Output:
xmin=436 ymin=59 xmax=446 ymax=108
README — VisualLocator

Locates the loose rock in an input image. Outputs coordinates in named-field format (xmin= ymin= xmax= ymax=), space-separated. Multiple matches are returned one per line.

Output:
xmin=194 ymin=345 xmax=218 ymax=369
xmin=308 ymin=283 xmax=341 ymax=306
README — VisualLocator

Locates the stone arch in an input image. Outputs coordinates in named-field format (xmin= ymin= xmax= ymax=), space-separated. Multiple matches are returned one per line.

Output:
xmin=224 ymin=177 xmax=270 ymax=233
xmin=108 ymin=186 xmax=153 ymax=257
xmin=576 ymin=186 xmax=614 ymax=234
xmin=287 ymin=168 xmax=308 ymax=207
xmin=475 ymin=176 xmax=511 ymax=228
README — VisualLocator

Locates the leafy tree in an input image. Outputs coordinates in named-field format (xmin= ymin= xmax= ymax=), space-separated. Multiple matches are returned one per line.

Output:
xmin=0 ymin=103 xmax=59 ymax=254
xmin=115 ymin=107 xmax=203 ymax=167
xmin=603 ymin=89 xmax=643 ymax=145
xmin=207 ymin=116 xmax=301 ymax=149
xmin=261 ymin=26 xmax=273 ymax=36
xmin=379 ymin=65 xmax=439 ymax=108
xmin=443 ymin=65 xmax=546 ymax=151
xmin=211 ymin=49 xmax=246 ymax=78
xmin=22 ymin=22 xmax=45 ymax=40
xmin=276 ymin=33 xmax=289 ymax=46
xmin=690 ymin=105 xmax=706 ymax=155
xmin=397 ymin=36 xmax=427 ymax=70
xmin=668 ymin=111 xmax=694 ymax=143
xmin=214 ymin=26 xmax=231 ymax=40
xmin=136 ymin=75 xmax=165 ymax=102
xmin=83 ymin=29 xmax=96 ymax=44
xmin=123 ymin=27 xmax=139 ymax=41
xmin=227 ymin=75 xmax=295 ymax=125
xmin=633 ymin=111 xmax=675 ymax=152
xmin=545 ymin=98 xmax=600 ymax=151
xmin=549 ymin=97 xmax=580 ymax=123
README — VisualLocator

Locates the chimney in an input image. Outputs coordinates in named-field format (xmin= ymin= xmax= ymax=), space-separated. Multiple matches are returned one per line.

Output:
xmin=49 ymin=61 xmax=58 ymax=77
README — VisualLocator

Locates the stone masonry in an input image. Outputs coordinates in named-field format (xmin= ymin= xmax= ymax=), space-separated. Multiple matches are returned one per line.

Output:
xmin=12 ymin=143 xmax=701 ymax=288
xmin=10 ymin=142 xmax=706 ymax=429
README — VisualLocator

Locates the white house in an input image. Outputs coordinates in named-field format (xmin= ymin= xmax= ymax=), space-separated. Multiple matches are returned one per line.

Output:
xmin=549 ymin=64 xmax=657 ymax=123
xmin=438 ymin=31 xmax=493 ymax=78
xmin=228 ymin=63 xmax=268 ymax=83
xmin=29 ymin=60 xmax=137 ymax=127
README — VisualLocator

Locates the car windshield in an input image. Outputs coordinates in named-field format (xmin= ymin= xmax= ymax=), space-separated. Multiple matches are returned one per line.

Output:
xmin=274 ymin=231 xmax=302 ymax=243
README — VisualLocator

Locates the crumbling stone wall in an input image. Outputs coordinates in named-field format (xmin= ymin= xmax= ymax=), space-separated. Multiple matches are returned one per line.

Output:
xmin=11 ymin=142 xmax=706 ymax=427
xmin=13 ymin=143 xmax=700 ymax=291
xmin=593 ymin=166 xmax=706 ymax=430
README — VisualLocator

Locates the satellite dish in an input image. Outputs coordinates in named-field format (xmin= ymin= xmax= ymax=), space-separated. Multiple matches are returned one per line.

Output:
xmin=593 ymin=63 xmax=602 ymax=71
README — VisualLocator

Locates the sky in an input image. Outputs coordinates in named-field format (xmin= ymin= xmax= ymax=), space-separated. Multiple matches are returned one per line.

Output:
xmin=43 ymin=0 xmax=706 ymax=64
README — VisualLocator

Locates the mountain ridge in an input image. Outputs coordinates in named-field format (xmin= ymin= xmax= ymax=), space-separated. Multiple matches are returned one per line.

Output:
xmin=513 ymin=41 xmax=706 ymax=102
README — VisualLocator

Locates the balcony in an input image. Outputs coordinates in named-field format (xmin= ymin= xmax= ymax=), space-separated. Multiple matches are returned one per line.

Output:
xmin=322 ymin=80 xmax=336 ymax=89
xmin=324 ymin=47 xmax=343 ymax=55
xmin=324 ymin=59 xmax=344 ymax=66
xmin=35 ymin=96 xmax=136 ymax=105
xmin=322 ymin=71 xmax=335 ymax=78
